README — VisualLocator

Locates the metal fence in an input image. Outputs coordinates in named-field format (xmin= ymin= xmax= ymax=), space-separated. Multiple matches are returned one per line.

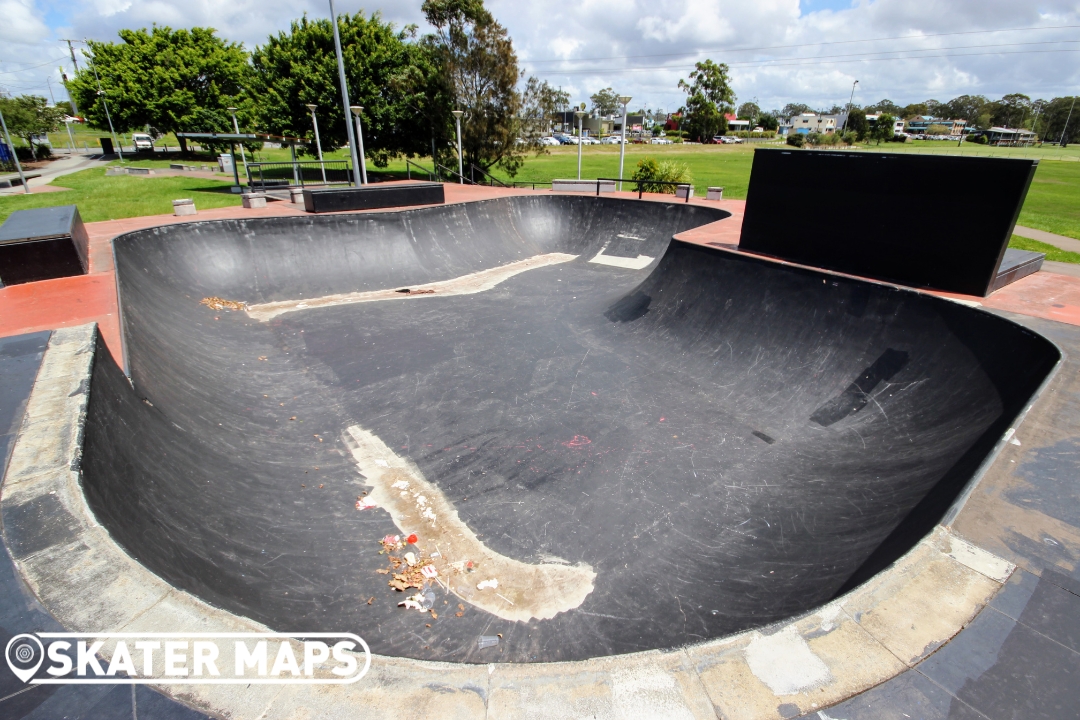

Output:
xmin=245 ymin=160 xmax=353 ymax=188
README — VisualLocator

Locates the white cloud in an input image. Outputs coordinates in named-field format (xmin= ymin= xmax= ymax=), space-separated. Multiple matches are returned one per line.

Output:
xmin=4 ymin=0 xmax=1079 ymax=113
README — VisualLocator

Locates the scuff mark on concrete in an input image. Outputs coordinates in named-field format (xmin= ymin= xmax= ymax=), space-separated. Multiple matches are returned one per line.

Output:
xmin=343 ymin=425 xmax=596 ymax=623
xmin=247 ymin=253 xmax=578 ymax=321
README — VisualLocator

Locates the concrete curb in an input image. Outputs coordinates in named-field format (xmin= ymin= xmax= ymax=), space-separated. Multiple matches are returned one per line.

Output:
xmin=1 ymin=323 xmax=1017 ymax=719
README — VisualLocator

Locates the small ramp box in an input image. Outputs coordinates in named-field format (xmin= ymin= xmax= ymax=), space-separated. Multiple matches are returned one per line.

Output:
xmin=0 ymin=206 xmax=89 ymax=287
xmin=303 ymin=182 xmax=444 ymax=213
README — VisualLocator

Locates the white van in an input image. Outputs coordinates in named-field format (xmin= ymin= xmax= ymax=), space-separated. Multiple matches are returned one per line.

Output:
xmin=132 ymin=133 xmax=154 ymax=151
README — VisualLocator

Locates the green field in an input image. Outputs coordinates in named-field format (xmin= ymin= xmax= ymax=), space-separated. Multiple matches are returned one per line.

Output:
xmin=1008 ymin=234 xmax=1080 ymax=263
xmin=0 ymin=168 xmax=241 ymax=222
xmin=5 ymin=142 xmax=1080 ymax=251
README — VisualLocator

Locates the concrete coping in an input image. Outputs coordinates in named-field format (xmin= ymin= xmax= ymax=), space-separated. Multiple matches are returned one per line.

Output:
xmin=552 ymin=179 xmax=616 ymax=193
xmin=171 ymin=198 xmax=194 ymax=206
xmin=0 ymin=322 xmax=1018 ymax=720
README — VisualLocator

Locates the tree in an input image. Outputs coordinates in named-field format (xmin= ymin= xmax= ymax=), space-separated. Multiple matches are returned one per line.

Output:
xmin=520 ymin=76 xmax=569 ymax=144
xmin=422 ymin=0 xmax=524 ymax=175
xmin=677 ymin=59 xmax=735 ymax=143
xmin=845 ymin=108 xmax=868 ymax=141
xmin=590 ymin=87 xmax=620 ymax=116
xmin=737 ymin=101 xmax=760 ymax=122
xmin=0 ymin=95 xmax=65 ymax=159
xmin=989 ymin=93 xmax=1031 ymax=128
xmin=870 ymin=113 xmax=896 ymax=144
xmin=926 ymin=123 xmax=951 ymax=135
xmin=900 ymin=102 xmax=929 ymax=119
xmin=867 ymin=99 xmax=902 ymax=116
xmin=1040 ymin=97 xmax=1080 ymax=144
xmin=780 ymin=103 xmax=812 ymax=120
xmin=942 ymin=94 xmax=989 ymax=124
xmin=758 ymin=113 xmax=779 ymax=131
xmin=67 ymin=26 xmax=251 ymax=154
xmin=250 ymin=12 xmax=436 ymax=166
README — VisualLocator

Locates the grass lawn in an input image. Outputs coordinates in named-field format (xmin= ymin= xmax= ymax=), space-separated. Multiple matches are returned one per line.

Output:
xmin=0 ymin=168 xmax=240 ymax=224
xmin=1008 ymin=234 xmax=1080 ymax=264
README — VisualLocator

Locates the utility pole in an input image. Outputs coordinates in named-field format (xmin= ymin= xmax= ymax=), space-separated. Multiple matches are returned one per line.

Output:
xmin=328 ymin=0 xmax=361 ymax=187
xmin=59 ymin=66 xmax=78 ymax=118
xmin=1060 ymin=97 xmax=1076 ymax=147
xmin=87 ymin=42 xmax=123 ymax=161
xmin=842 ymin=80 xmax=858 ymax=133
xmin=45 ymin=77 xmax=56 ymax=106
xmin=61 ymin=40 xmax=80 ymax=72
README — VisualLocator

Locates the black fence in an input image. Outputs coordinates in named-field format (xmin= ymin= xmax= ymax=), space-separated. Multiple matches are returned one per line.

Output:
xmin=246 ymin=161 xmax=353 ymax=188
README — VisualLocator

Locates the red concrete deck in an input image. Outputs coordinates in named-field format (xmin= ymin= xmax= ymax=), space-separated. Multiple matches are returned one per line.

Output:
xmin=1 ymin=182 xmax=1077 ymax=364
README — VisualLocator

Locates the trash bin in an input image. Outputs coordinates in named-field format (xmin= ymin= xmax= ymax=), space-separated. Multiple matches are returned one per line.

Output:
xmin=100 ymin=137 xmax=114 ymax=155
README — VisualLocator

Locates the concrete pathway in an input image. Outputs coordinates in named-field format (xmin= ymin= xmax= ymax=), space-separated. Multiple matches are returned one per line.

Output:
xmin=0 ymin=152 xmax=107 ymax=195
xmin=1014 ymin=224 xmax=1080 ymax=254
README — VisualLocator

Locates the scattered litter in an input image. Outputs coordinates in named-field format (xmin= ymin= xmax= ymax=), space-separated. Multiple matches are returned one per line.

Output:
xmin=431 ymin=551 xmax=441 ymax=558
xmin=449 ymin=561 xmax=465 ymax=572
xmin=399 ymin=593 xmax=426 ymax=611
xmin=407 ymin=533 xmax=418 ymax=544
xmin=200 ymin=296 xmax=246 ymax=311
xmin=366 ymin=597 xmax=375 ymax=605
xmin=258 ymin=356 xmax=267 ymax=361
xmin=466 ymin=560 xmax=475 ymax=573
xmin=356 ymin=497 xmax=377 ymax=510
xmin=421 ymin=565 xmax=439 ymax=579
xmin=289 ymin=416 xmax=297 ymax=421
xmin=404 ymin=552 xmax=418 ymax=566
xmin=477 ymin=636 xmax=499 ymax=649
xmin=477 ymin=579 xmax=499 ymax=590
xmin=395 ymin=288 xmax=436 ymax=295
xmin=495 ymin=592 xmax=515 ymax=606
xmin=391 ymin=480 xmax=409 ymax=490
xmin=381 ymin=534 xmax=401 ymax=547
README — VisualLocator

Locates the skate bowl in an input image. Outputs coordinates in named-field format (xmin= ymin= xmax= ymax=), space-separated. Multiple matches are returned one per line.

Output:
xmin=71 ymin=194 xmax=1058 ymax=665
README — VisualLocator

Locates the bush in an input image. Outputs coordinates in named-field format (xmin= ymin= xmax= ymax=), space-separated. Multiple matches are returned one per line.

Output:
xmin=887 ymin=134 xmax=908 ymax=143
xmin=966 ymin=134 xmax=987 ymax=144
xmin=841 ymin=131 xmax=857 ymax=145
xmin=786 ymin=133 xmax=805 ymax=147
xmin=734 ymin=130 xmax=777 ymax=139
xmin=15 ymin=145 xmax=51 ymax=161
xmin=631 ymin=157 xmax=693 ymax=194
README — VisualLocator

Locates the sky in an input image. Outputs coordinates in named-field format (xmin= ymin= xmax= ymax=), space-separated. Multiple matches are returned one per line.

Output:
xmin=2 ymin=0 xmax=1078 ymax=115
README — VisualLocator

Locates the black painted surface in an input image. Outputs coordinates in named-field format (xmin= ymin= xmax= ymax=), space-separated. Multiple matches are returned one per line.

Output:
xmin=739 ymin=149 xmax=1038 ymax=297
xmin=0 ymin=333 xmax=49 ymax=473
xmin=0 ymin=206 xmax=89 ymax=286
xmin=302 ymin=182 xmax=444 ymax=213
xmin=81 ymin=195 xmax=1058 ymax=662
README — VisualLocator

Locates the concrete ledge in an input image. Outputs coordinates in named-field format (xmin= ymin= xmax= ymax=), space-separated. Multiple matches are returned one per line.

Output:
xmin=552 ymin=179 xmax=615 ymax=193
xmin=0 ymin=323 xmax=1020 ymax=719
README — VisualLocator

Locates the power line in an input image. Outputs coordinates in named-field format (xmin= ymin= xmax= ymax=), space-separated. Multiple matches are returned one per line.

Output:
xmin=0 ymin=57 xmax=70 ymax=75
xmin=522 ymin=23 xmax=1080 ymax=65
xmin=531 ymin=48 xmax=1080 ymax=76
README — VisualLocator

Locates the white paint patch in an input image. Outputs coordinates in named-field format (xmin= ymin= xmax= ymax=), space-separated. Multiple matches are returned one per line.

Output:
xmin=942 ymin=531 xmax=1015 ymax=583
xmin=589 ymin=245 xmax=655 ymax=270
xmin=616 ymin=233 xmax=646 ymax=240
xmin=611 ymin=665 xmax=696 ymax=720
xmin=943 ymin=296 xmax=983 ymax=308
xmin=744 ymin=625 xmax=833 ymax=696
xmin=246 ymin=253 xmax=578 ymax=321
xmin=817 ymin=603 xmax=843 ymax=632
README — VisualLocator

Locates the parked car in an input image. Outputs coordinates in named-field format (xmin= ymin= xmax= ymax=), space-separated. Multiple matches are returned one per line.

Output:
xmin=713 ymin=135 xmax=743 ymax=144
xmin=579 ymin=137 xmax=600 ymax=145
xmin=600 ymin=136 xmax=627 ymax=144
xmin=650 ymin=137 xmax=673 ymax=145
xmin=132 ymin=133 xmax=155 ymax=151
xmin=538 ymin=136 xmax=561 ymax=146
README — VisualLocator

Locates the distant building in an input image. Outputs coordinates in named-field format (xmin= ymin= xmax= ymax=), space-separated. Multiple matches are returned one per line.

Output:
xmin=782 ymin=113 xmax=837 ymax=135
xmin=725 ymin=113 xmax=750 ymax=132
xmin=905 ymin=116 xmax=967 ymax=136
xmin=975 ymin=127 xmax=1038 ymax=146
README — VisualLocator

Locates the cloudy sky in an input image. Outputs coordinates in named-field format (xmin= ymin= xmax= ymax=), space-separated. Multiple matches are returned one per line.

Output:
xmin=2 ymin=0 xmax=1078 ymax=114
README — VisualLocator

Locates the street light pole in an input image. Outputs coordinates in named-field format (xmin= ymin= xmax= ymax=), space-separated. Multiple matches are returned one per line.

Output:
xmin=575 ymin=110 xmax=585 ymax=179
xmin=227 ymin=107 xmax=248 ymax=180
xmin=328 ymin=0 xmax=361 ymax=187
xmin=306 ymin=104 xmax=327 ymax=184
xmin=0 ymin=107 xmax=30 ymax=194
xmin=350 ymin=106 xmax=367 ymax=185
xmin=617 ymin=95 xmax=631 ymax=191
xmin=452 ymin=110 xmax=464 ymax=183
xmin=842 ymin=80 xmax=858 ymax=133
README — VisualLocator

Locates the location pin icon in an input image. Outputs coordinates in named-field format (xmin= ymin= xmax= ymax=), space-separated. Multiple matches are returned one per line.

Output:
xmin=5 ymin=634 xmax=44 ymax=683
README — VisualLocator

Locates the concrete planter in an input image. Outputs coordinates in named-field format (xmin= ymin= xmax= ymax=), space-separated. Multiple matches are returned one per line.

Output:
xmin=172 ymin=199 xmax=196 ymax=217
xmin=241 ymin=193 xmax=267 ymax=209
xmin=707 ymin=186 xmax=724 ymax=201
xmin=675 ymin=184 xmax=694 ymax=199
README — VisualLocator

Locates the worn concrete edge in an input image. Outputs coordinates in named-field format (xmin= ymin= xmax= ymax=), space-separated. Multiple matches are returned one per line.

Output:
xmin=0 ymin=322 xmax=1022 ymax=720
